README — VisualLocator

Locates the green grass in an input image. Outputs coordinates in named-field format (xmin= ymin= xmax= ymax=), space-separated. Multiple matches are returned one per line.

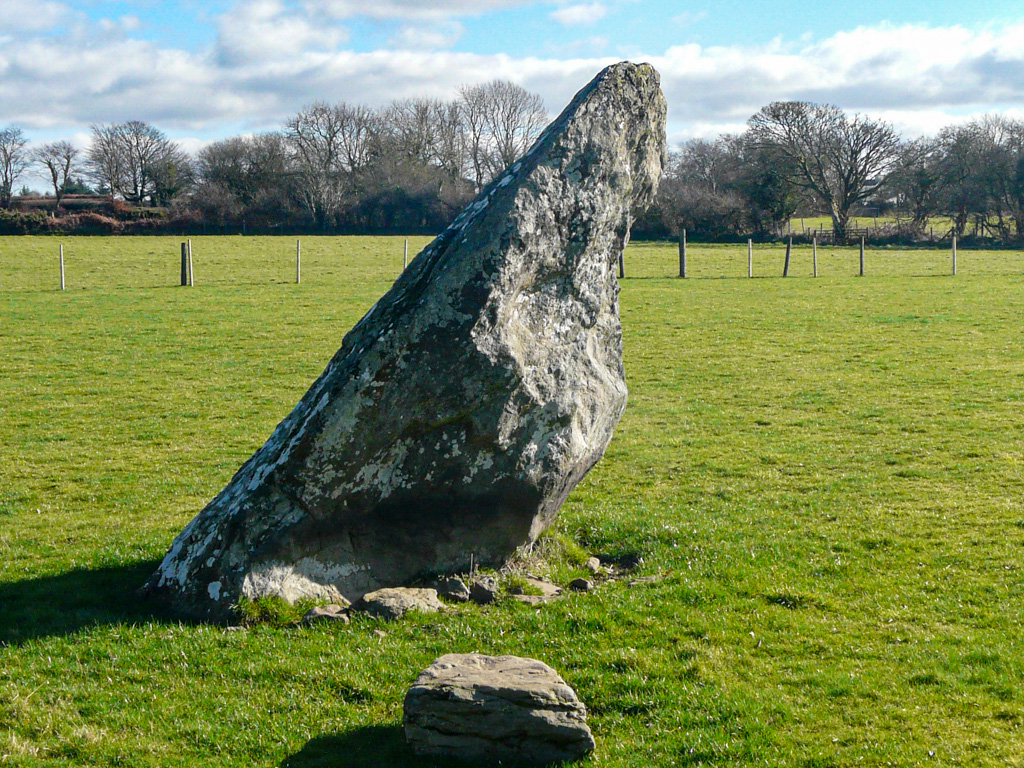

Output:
xmin=2 ymin=236 xmax=1024 ymax=766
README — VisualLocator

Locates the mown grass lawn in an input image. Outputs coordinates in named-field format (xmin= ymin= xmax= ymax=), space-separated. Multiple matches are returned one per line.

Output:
xmin=2 ymin=236 xmax=1023 ymax=766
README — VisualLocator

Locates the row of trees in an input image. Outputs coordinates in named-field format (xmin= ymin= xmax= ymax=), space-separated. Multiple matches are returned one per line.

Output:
xmin=0 ymin=79 xmax=547 ymax=234
xmin=650 ymin=103 xmax=1024 ymax=241
xmin=7 ymin=94 xmax=1024 ymax=241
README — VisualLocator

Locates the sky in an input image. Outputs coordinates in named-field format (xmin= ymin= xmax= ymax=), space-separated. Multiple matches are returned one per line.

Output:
xmin=5 ymin=0 xmax=1024 ymax=183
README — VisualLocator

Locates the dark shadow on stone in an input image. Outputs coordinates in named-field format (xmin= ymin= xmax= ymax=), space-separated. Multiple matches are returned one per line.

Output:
xmin=281 ymin=726 xmax=438 ymax=768
xmin=0 ymin=559 xmax=168 ymax=646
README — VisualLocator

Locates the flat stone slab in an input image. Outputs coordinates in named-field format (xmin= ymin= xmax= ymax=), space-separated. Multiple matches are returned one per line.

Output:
xmin=353 ymin=588 xmax=442 ymax=620
xmin=404 ymin=653 xmax=594 ymax=765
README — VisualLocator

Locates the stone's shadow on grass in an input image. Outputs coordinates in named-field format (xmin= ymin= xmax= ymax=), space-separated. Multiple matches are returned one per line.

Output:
xmin=281 ymin=726 xmax=439 ymax=768
xmin=0 ymin=559 xmax=165 ymax=645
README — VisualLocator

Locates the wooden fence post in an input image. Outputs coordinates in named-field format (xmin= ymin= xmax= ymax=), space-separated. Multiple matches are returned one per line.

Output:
xmin=187 ymin=239 xmax=194 ymax=286
xmin=812 ymin=237 xmax=818 ymax=278
xmin=783 ymin=237 xmax=792 ymax=277
xmin=618 ymin=251 xmax=625 ymax=279
xmin=180 ymin=243 xmax=188 ymax=286
xmin=678 ymin=228 xmax=687 ymax=278
xmin=59 ymin=244 xmax=65 ymax=291
xmin=404 ymin=238 xmax=409 ymax=270
xmin=296 ymin=239 xmax=301 ymax=284
xmin=952 ymin=234 xmax=957 ymax=276
xmin=859 ymin=236 xmax=865 ymax=277
xmin=748 ymin=239 xmax=753 ymax=278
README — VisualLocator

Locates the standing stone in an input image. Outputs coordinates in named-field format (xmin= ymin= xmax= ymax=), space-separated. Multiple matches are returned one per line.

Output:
xmin=143 ymin=62 xmax=667 ymax=621
xmin=404 ymin=654 xmax=595 ymax=764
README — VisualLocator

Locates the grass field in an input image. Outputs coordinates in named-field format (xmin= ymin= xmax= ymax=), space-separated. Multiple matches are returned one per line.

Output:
xmin=2 ymin=236 xmax=1023 ymax=766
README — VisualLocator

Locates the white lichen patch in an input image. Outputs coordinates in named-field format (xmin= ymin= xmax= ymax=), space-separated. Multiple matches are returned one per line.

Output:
xmin=241 ymin=558 xmax=366 ymax=604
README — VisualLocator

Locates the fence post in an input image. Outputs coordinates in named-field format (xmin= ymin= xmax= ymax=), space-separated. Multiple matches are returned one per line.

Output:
xmin=59 ymin=244 xmax=65 ymax=291
xmin=678 ymin=228 xmax=687 ymax=278
xmin=952 ymin=234 xmax=957 ymax=276
xmin=296 ymin=239 xmax=301 ymax=284
xmin=812 ymin=237 xmax=818 ymax=278
xmin=783 ymin=237 xmax=792 ymax=277
xmin=180 ymin=243 xmax=188 ymax=286
xmin=187 ymin=239 xmax=194 ymax=286
xmin=618 ymin=251 xmax=625 ymax=279
xmin=404 ymin=238 xmax=409 ymax=270
xmin=748 ymin=238 xmax=753 ymax=278
xmin=859 ymin=236 xmax=865 ymax=277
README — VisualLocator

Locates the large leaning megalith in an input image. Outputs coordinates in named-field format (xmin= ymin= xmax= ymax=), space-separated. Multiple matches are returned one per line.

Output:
xmin=144 ymin=62 xmax=667 ymax=620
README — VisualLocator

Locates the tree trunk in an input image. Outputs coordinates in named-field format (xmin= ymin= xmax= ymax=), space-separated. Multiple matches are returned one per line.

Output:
xmin=832 ymin=208 xmax=849 ymax=241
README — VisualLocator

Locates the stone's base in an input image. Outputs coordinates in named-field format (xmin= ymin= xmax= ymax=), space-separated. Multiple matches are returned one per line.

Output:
xmin=403 ymin=654 xmax=595 ymax=765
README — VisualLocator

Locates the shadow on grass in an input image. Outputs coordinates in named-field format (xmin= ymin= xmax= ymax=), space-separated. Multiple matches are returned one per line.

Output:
xmin=281 ymin=725 xmax=444 ymax=768
xmin=0 ymin=559 xmax=166 ymax=645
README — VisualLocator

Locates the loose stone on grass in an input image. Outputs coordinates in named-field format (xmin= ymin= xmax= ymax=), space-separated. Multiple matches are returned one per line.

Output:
xmin=404 ymin=653 xmax=595 ymax=765
xmin=569 ymin=578 xmax=593 ymax=592
xmin=352 ymin=588 xmax=442 ymax=621
xmin=301 ymin=604 xmax=350 ymax=624
xmin=469 ymin=577 xmax=500 ymax=605
xmin=510 ymin=577 xmax=563 ymax=605
xmin=435 ymin=577 xmax=471 ymax=603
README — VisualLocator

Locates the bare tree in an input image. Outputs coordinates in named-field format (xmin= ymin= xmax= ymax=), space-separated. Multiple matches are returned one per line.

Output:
xmin=284 ymin=102 xmax=351 ymax=228
xmin=86 ymin=123 xmax=123 ymax=200
xmin=888 ymin=138 xmax=944 ymax=230
xmin=33 ymin=141 xmax=80 ymax=208
xmin=458 ymin=80 xmax=547 ymax=189
xmin=486 ymin=81 xmax=547 ymax=173
xmin=86 ymin=122 xmax=188 ymax=204
xmin=384 ymin=98 xmax=440 ymax=164
xmin=0 ymin=126 xmax=30 ymax=209
xmin=197 ymin=132 xmax=290 ymax=205
xmin=749 ymin=102 xmax=900 ymax=239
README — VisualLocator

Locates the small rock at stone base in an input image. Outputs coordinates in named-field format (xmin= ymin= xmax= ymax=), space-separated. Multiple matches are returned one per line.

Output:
xmin=469 ymin=577 xmax=499 ymax=605
xmin=508 ymin=577 xmax=562 ymax=598
xmin=302 ymin=604 xmax=350 ymax=624
xmin=510 ymin=577 xmax=563 ymax=604
xmin=404 ymin=653 xmax=595 ymax=765
xmin=570 ymin=578 xmax=593 ymax=592
xmin=584 ymin=557 xmax=602 ymax=575
xmin=353 ymin=588 xmax=442 ymax=620
xmin=436 ymin=577 xmax=471 ymax=603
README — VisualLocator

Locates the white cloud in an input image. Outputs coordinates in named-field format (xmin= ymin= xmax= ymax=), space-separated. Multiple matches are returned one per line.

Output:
xmin=306 ymin=0 xmax=540 ymax=20
xmin=217 ymin=0 xmax=349 ymax=66
xmin=4 ymin=16 xmax=1024 ymax=152
xmin=550 ymin=3 xmax=607 ymax=27
xmin=389 ymin=21 xmax=465 ymax=50
xmin=0 ymin=1 xmax=74 ymax=32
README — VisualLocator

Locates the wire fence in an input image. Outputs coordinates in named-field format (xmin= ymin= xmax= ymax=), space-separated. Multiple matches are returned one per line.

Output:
xmin=3 ymin=235 xmax=1024 ymax=294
